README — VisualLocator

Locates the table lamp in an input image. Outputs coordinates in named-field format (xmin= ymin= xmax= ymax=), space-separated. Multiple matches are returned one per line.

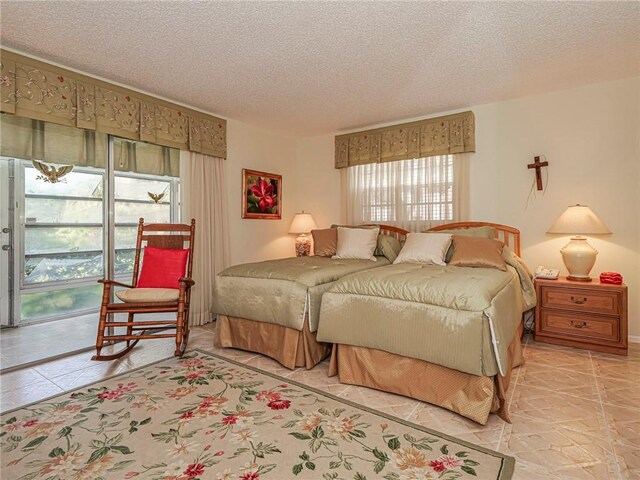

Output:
xmin=289 ymin=211 xmax=317 ymax=257
xmin=546 ymin=204 xmax=611 ymax=281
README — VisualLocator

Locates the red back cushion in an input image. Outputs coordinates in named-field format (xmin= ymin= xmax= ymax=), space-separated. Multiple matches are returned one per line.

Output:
xmin=137 ymin=247 xmax=189 ymax=289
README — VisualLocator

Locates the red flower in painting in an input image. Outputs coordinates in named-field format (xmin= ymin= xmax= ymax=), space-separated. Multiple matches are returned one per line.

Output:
xmin=267 ymin=399 xmax=291 ymax=410
xmin=250 ymin=179 xmax=275 ymax=212
xmin=429 ymin=460 xmax=446 ymax=472
xmin=184 ymin=463 xmax=205 ymax=478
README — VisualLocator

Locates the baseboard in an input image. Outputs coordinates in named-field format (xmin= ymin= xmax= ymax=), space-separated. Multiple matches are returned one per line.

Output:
xmin=628 ymin=335 xmax=640 ymax=344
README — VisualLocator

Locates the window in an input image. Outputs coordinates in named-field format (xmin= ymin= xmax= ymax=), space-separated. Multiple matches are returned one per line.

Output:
xmin=7 ymin=139 xmax=181 ymax=324
xmin=114 ymin=173 xmax=180 ymax=275
xmin=23 ymin=166 xmax=105 ymax=285
xmin=346 ymin=155 xmax=456 ymax=232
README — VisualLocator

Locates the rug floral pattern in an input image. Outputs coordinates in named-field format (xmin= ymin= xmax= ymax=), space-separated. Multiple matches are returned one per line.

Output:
xmin=1 ymin=350 xmax=513 ymax=480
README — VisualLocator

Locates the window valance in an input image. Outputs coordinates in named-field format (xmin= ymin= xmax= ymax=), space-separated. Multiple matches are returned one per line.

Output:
xmin=334 ymin=111 xmax=475 ymax=168
xmin=0 ymin=50 xmax=227 ymax=158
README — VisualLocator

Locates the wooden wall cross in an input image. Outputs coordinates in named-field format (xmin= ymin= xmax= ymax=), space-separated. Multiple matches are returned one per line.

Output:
xmin=527 ymin=156 xmax=549 ymax=191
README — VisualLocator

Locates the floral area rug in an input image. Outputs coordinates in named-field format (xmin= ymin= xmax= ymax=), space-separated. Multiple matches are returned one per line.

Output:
xmin=1 ymin=350 xmax=514 ymax=480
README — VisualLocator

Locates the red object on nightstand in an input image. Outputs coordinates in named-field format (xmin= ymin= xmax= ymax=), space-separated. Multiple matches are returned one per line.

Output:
xmin=600 ymin=272 xmax=623 ymax=285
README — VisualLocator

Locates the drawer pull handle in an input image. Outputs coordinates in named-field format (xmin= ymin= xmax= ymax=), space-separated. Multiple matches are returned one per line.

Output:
xmin=570 ymin=296 xmax=587 ymax=304
xmin=571 ymin=320 xmax=588 ymax=329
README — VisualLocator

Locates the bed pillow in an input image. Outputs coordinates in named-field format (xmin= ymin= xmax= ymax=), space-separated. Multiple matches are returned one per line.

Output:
xmin=331 ymin=224 xmax=397 ymax=260
xmin=312 ymin=228 xmax=337 ymax=257
xmin=332 ymin=226 xmax=379 ymax=261
xmin=448 ymin=236 xmax=507 ymax=271
xmin=425 ymin=226 xmax=496 ymax=263
xmin=375 ymin=235 xmax=402 ymax=263
xmin=137 ymin=247 xmax=189 ymax=289
xmin=393 ymin=233 xmax=452 ymax=266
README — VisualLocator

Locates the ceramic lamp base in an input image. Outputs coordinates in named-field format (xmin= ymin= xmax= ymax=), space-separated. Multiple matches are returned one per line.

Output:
xmin=561 ymin=236 xmax=597 ymax=282
xmin=295 ymin=234 xmax=312 ymax=257
xmin=567 ymin=275 xmax=593 ymax=282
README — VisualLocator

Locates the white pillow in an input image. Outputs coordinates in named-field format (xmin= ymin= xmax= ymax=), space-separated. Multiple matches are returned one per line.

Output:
xmin=393 ymin=232 xmax=452 ymax=266
xmin=332 ymin=227 xmax=379 ymax=261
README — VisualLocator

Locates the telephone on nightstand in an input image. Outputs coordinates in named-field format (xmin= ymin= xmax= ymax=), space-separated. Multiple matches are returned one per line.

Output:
xmin=535 ymin=266 xmax=560 ymax=280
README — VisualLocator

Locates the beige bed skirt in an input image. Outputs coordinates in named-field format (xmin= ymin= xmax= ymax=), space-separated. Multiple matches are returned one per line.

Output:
xmin=328 ymin=323 xmax=524 ymax=425
xmin=215 ymin=315 xmax=331 ymax=370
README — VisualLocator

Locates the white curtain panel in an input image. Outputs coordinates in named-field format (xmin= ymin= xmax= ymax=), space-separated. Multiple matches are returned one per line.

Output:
xmin=345 ymin=154 xmax=469 ymax=232
xmin=180 ymin=151 xmax=230 ymax=326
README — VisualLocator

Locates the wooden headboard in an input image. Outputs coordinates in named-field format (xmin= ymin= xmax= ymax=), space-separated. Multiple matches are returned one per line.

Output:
xmin=427 ymin=222 xmax=521 ymax=256
xmin=363 ymin=224 xmax=410 ymax=242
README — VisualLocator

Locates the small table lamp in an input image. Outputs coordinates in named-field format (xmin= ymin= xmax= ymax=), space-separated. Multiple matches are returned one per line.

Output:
xmin=289 ymin=212 xmax=317 ymax=257
xmin=546 ymin=204 xmax=611 ymax=282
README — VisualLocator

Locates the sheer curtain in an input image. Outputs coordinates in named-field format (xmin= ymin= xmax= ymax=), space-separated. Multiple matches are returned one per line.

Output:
xmin=344 ymin=154 xmax=469 ymax=232
xmin=180 ymin=151 xmax=230 ymax=326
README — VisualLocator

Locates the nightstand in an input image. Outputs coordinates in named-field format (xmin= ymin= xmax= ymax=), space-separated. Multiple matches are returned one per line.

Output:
xmin=534 ymin=276 xmax=628 ymax=355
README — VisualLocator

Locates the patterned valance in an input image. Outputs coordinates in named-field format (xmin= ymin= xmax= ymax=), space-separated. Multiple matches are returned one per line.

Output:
xmin=335 ymin=111 xmax=475 ymax=168
xmin=0 ymin=50 xmax=227 ymax=158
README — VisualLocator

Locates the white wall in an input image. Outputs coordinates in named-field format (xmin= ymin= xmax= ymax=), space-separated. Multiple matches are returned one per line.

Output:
xmin=294 ymin=136 xmax=342 ymax=228
xmin=226 ymin=119 xmax=297 ymax=265
xmin=293 ymin=77 xmax=640 ymax=337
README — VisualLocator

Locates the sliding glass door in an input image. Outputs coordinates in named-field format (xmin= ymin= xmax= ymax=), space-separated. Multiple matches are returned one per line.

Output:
xmin=20 ymin=163 xmax=105 ymax=323
xmin=0 ymin=135 xmax=180 ymax=327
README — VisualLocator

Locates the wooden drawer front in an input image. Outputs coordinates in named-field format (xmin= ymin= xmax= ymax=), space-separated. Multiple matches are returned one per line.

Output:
xmin=539 ymin=311 xmax=619 ymax=342
xmin=541 ymin=287 xmax=619 ymax=315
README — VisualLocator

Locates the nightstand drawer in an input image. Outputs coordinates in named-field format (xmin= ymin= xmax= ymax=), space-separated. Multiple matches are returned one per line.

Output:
xmin=540 ymin=286 xmax=619 ymax=315
xmin=539 ymin=310 xmax=619 ymax=341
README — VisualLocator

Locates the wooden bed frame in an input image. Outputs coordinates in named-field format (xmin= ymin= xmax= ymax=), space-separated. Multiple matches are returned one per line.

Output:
xmin=328 ymin=221 xmax=524 ymax=424
xmin=215 ymin=224 xmax=406 ymax=370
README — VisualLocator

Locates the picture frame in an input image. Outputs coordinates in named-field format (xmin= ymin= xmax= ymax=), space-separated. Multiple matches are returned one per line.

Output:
xmin=242 ymin=168 xmax=282 ymax=219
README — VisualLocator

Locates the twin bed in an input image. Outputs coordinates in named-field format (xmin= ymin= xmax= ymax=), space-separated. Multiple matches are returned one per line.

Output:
xmin=212 ymin=222 xmax=535 ymax=424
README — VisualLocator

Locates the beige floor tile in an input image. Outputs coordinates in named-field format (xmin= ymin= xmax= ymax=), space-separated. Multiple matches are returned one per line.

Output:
xmin=0 ymin=379 xmax=63 ymax=411
xmin=195 ymin=322 xmax=217 ymax=334
xmin=47 ymin=360 xmax=132 ymax=390
xmin=592 ymin=356 xmax=640 ymax=384
xmin=410 ymin=403 xmax=505 ymax=449
xmin=0 ymin=367 xmax=50 ymax=392
xmin=509 ymin=383 xmax=604 ymax=426
xmin=185 ymin=335 xmax=216 ymax=351
xmin=511 ymin=459 xmax=566 ymax=480
xmin=244 ymin=354 xmax=298 ymax=377
xmin=596 ymin=375 xmax=640 ymax=409
xmin=285 ymin=362 xmax=351 ymax=396
xmin=34 ymin=350 xmax=105 ymax=378
xmin=339 ymin=384 xmax=423 ymax=419
xmin=516 ymin=362 xmax=599 ymax=398
xmin=612 ymin=441 xmax=640 ymax=479
xmin=601 ymin=403 xmax=640 ymax=448
xmin=524 ymin=344 xmax=592 ymax=371
xmin=202 ymin=346 xmax=261 ymax=364
xmin=501 ymin=414 xmax=617 ymax=479
xmin=1 ymin=314 xmax=97 ymax=369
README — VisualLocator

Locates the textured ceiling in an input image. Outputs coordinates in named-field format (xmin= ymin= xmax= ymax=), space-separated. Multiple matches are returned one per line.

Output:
xmin=1 ymin=1 xmax=639 ymax=136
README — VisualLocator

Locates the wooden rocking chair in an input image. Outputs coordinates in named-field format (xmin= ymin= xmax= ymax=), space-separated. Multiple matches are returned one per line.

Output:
xmin=92 ymin=218 xmax=196 ymax=361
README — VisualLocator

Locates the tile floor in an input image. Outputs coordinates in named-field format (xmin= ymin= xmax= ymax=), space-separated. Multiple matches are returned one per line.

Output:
xmin=0 ymin=313 xmax=98 ymax=370
xmin=0 ymin=324 xmax=638 ymax=479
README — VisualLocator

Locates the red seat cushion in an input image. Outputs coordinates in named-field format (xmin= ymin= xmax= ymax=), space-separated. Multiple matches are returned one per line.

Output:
xmin=137 ymin=247 xmax=189 ymax=289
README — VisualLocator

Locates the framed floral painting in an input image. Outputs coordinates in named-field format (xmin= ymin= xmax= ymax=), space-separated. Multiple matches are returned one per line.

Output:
xmin=242 ymin=169 xmax=282 ymax=219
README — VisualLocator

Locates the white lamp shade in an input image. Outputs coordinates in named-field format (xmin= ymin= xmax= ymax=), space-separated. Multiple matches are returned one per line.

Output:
xmin=546 ymin=204 xmax=611 ymax=235
xmin=289 ymin=212 xmax=317 ymax=234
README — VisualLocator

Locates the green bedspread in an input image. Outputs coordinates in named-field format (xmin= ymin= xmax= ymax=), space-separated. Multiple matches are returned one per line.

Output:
xmin=212 ymin=256 xmax=390 ymax=332
xmin=316 ymin=250 xmax=536 ymax=377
